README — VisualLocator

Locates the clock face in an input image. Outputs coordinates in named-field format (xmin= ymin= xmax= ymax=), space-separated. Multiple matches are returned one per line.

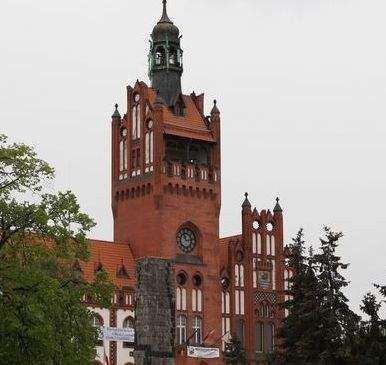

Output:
xmin=176 ymin=228 xmax=196 ymax=253
xmin=121 ymin=128 xmax=127 ymax=138
xmin=134 ymin=93 xmax=140 ymax=102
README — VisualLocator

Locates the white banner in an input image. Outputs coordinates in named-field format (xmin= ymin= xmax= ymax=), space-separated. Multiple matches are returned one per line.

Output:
xmin=98 ymin=327 xmax=134 ymax=342
xmin=187 ymin=346 xmax=220 ymax=359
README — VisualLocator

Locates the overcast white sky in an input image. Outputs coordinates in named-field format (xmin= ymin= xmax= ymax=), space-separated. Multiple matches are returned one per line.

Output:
xmin=1 ymin=0 xmax=385 ymax=313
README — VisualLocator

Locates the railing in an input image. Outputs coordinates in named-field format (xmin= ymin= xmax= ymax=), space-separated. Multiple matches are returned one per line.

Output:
xmin=163 ymin=161 xmax=218 ymax=183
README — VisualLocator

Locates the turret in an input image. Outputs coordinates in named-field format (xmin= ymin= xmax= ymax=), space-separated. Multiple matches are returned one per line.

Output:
xmin=148 ymin=0 xmax=183 ymax=108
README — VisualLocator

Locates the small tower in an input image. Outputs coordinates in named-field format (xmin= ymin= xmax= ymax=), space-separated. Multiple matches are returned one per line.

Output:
xmin=148 ymin=0 xmax=183 ymax=108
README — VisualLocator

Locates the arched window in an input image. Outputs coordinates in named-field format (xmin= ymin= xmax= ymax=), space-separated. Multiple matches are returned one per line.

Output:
xmin=192 ymin=288 xmax=202 ymax=312
xmin=235 ymin=264 xmax=240 ymax=287
xmin=176 ymin=287 xmax=186 ymax=311
xmin=239 ymin=265 xmax=244 ymax=287
xmin=132 ymin=104 xmax=141 ymax=140
xmin=123 ymin=317 xmax=134 ymax=328
xmin=145 ymin=120 xmax=154 ymax=173
xmin=176 ymin=315 xmax=187 ymax=345
xmin=119 ymin=128 xmax=128 ymax=180
xmin=266 ymin=234 xmax=271 ymax=255
xmin=221 ymin=291 xmax=230 ymax=314
xmin=122 ymin=316 xmax=134 ymax=348
xmin=169 ymin=48 xmax=176 ymax=65
xmin=155 ymin=47 xmax=165 ymax=66
xmin=192 ymin=316 xmax=202 ymax=345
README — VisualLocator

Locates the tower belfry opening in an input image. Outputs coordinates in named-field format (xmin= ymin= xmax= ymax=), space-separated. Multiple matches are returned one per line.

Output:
xmin=149 ymin=0 xmax=183 ymax=110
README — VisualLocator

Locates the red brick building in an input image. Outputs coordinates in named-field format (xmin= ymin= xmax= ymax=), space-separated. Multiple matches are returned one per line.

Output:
xmin=85 ymin=1 xmax=288 ymax=364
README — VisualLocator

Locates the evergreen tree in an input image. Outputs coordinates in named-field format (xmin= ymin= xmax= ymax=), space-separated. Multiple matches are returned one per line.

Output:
xmin=356 ymin=289 xmax=386 ymax=364
xmin=223 ymin=335 xmax=247 ymax=365
xmin=312 ymin=227 xmax=360 ymax=364
xmin=271 ymin=230 xmax=321 ymax=365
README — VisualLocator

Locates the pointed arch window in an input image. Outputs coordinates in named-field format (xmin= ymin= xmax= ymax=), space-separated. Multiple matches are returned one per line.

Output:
xmin=132 ymin=103 xmax=141 ymax=140
xmin=119 ymin=128 xmax=128 ymax=180
xmin=176 ymin=287 xmax=187 ymax=311
xmin=145 ymin=119 xmax=154 ymax=173
xmin=192 ymin=288 xmax=202 ymax=312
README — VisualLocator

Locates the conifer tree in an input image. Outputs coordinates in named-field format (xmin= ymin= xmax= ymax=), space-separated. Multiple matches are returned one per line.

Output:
xmin=311 ymin=227 xmax=360 ymax=364
xmin=272 ymin=230 xmax=321 ymax=364
xmin=356 ymin=288 xmax=386 ymax=364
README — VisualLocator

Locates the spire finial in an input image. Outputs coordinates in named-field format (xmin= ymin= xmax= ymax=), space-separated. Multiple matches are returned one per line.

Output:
xmin=242 ymin=192 xmax=251 ymax=208
xmin=160 ymin=0 xmax=172 ymax=23
xmin=274 ymin=196 xmax=283 ymax=213
xmin=211 ymin=99 xmax=220 ymax=115
xmin=112 ymin=103 xmax=121 ymax=118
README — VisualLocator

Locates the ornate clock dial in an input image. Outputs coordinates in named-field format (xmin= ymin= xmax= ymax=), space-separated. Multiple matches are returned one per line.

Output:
xmin=176 ymin=228 xmax=196 ymax=253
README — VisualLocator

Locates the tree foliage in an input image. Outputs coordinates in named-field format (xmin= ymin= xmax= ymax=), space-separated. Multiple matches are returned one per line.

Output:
xmin=223 ymin=335 xmax=247 ymax=365
xmin=0 ymin=135 xmax=114 ymax=364
xmin=355 ymin=288 xmax=386 ymax=364
xmin=271 ymin=227 xmax=373 ymax=365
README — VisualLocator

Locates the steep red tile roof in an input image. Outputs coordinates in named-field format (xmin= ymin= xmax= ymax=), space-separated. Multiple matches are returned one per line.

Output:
xmin=145 ymin=86 xmax=215 ymax=142
xmin=81 ymin=239 xmax=136 ymax=288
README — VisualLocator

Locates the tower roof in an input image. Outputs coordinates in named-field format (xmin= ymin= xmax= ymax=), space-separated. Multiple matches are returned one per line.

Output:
xmin=242 ymin=192 xmax=251 ymax=208
xmin=152 ymin=0 xmax=180 ymax=43
xmin=112 ymin=103 xmax=121 ymax=118
xmin=274 ymin=197 xmax=283 ymax=212
xmin=211 ymin=99 xmax=220 ymax=115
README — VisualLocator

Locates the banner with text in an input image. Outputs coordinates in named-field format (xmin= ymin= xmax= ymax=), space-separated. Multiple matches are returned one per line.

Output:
xmin=187 ymin=346 xmax=220 ymax=359
xmin=98 ymin=327 xmax=134 ymax=342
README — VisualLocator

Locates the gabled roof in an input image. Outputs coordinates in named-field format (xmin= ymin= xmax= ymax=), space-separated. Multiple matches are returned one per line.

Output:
xmin=144 ymin=86 xmax=216 ymax=143
xmin=81 ymin=239 xmax=136 ymax=288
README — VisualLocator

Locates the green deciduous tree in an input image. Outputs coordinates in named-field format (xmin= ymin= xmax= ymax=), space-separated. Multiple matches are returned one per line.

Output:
xmin=0 ymin=135 xmax=115 ymax=364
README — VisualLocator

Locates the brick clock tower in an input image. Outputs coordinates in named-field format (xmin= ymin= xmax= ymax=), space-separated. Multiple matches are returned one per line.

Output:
xmin=111 ymin=1 xmax=222 ymax=363
xmin=109 ymin=1 xmax=286 ymax=364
